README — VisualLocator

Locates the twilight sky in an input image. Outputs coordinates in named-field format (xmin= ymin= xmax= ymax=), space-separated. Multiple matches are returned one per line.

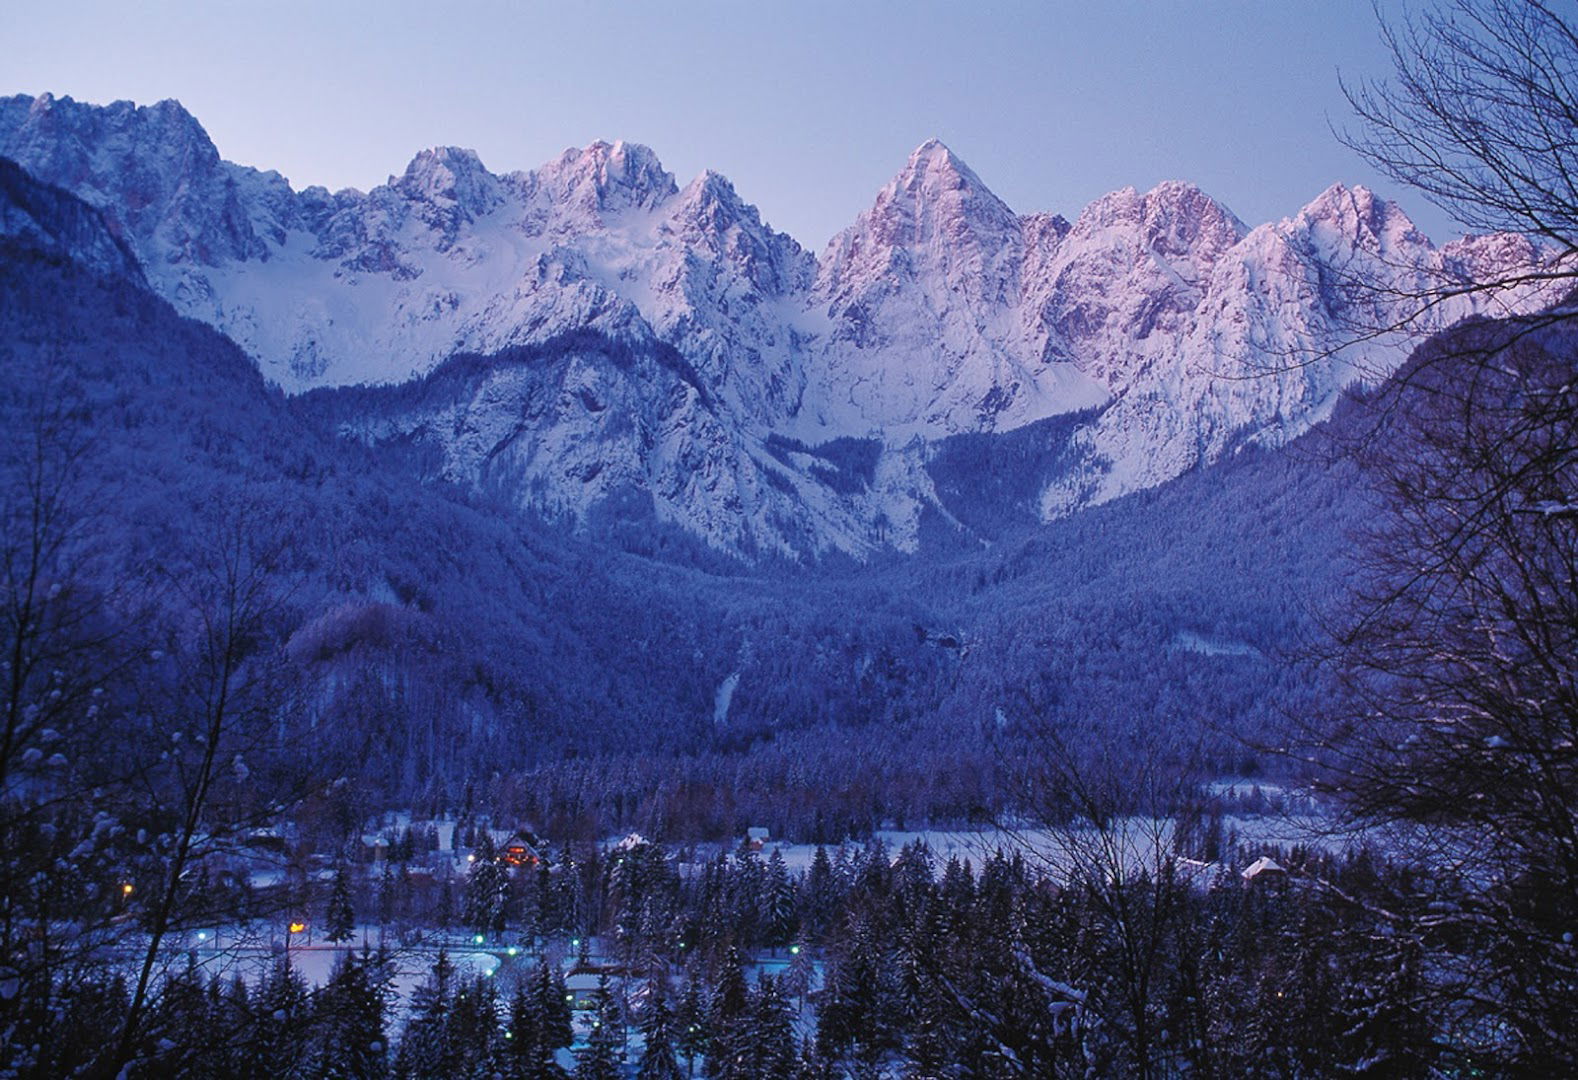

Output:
xmin=1 ymin=1 xmax=1459 ymax=247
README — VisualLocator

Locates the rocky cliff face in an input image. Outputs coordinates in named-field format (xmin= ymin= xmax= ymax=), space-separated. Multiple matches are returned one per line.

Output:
xmin=0 ymin=93 xmax=1553 ymax=557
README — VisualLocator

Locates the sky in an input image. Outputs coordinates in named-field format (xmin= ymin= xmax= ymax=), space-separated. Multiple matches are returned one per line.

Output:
xmin=0 ymin=1 xmax=1462 ymax=248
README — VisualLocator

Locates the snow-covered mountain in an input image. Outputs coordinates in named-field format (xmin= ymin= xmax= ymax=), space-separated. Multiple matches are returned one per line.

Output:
xmin=0 ymin=93 xmax=1552 ymax=557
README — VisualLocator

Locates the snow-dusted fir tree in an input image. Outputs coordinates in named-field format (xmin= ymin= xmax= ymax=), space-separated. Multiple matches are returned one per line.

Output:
xmin=395 ymin=950 xmax=458 ymax=1078
xmin=750 ymin=975 xmax=799 ymax=1080
xmin=674 ymin=967 xmax=709 ymax=1078
xmin=315 ymin=948 xmax=390 ymax=1079
xmin=637 ymin=974 xmax=684 ymax=1080
xmin=575 ymin=976 xmax=623 ymax=1080
xmin=326 ymin=864 xmax=356 ymax=943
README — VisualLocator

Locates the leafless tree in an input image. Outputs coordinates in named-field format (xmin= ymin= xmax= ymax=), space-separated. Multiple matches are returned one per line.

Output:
xmin=1314 ymin=308 xmax=1578 ymax=1069
xmin=1254 ymin=1 xmax=1578 ymax=384
xmin=101 ymin=499 xmax=309 ymax=1077
xmin=1342 ymin=0 xmax=1578 ymax=267
xmin=1000 ymin=711 xmax=1210 ymax=1079
xmin=0 ymin=368 xmax=155 ymax=1075
xmin=1326 ymin=1 xmax=1577 ymax=351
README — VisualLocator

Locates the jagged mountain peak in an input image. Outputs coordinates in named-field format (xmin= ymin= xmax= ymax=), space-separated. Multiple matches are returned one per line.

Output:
xmin=874 ymin=138 xmax=1016 ymax=233
xmin=677 ymin=168 xmax=744 ymax=215
xmin=6 ymin=93 xmax=220 ymax=171
xmin=0 ymin=92 xmax=285 ymax=267
xmin=819 ymin=138 xmax=1019 ymax=293
xmin=1294 ymin=181 xmax=1428 ymax=253
xmin=398 ymin=145 xmax=489 ymax=187
xmin=1069 ymin=180 xmax=1246 ymax=251
xmin=392 ymin=145 xmax=504 ymax=220
xmin=903 ymin=137 xmax=972 ymax=175
xmin=535 ymin=138 xmax=677 ymax=213
xmin=1142 ymin=180 xmax=1247 ymax=244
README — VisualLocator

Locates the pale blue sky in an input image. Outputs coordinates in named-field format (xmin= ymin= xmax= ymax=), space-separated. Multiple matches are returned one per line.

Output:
xmin=1 ymin=1 xmax=1456 ymax=247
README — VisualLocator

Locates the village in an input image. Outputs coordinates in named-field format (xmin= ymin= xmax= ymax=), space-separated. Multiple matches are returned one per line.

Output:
xmin=120 ymin=797 xmax=1311 ymax=1073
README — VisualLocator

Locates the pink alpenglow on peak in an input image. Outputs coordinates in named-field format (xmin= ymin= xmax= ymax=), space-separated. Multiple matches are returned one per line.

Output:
xmin=0 ymin=94 xmax=1557 ymax=557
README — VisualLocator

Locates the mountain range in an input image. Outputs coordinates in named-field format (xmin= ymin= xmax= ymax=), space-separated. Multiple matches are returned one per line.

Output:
xmin=0 ymin=91 xmax=1552 ymax=555
xmin=0 ymin=92 xmax=1554 ymax=560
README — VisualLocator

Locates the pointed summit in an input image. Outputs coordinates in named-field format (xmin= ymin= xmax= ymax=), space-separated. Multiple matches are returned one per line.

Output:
xmin=536 ymin=139 xmax=677 ymax=213
xmin=1296 ymin=182 xmax=1429 ymax=255
xmin=395 ymin=146 xmax=502 ymax=215
xmin=906 ymin=137 xmax=960 ymax=167
xmin=673 ymin=168 xmax=755 ymax=238
xmin=835 ymin=138 xmax=1017 ymax=261
xmin=889 ymin=138 xmax=1000 ymax=205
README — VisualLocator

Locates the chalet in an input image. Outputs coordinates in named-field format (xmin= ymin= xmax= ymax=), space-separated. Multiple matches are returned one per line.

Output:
xmin=745 ymin=826 xmax=770 ymax=851
xmin=501 ymin=831 xmax=543 ymax=867
xmin=565 ymin=961 xmax=646 ymax=1010
xmin=1241 ymin=855 xmax=1287 ymax=884
xmin=564 ymin=972 xmax=603 ymax=1011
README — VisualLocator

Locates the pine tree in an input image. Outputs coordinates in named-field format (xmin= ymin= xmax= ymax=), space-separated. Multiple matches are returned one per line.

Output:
xmin=143 ymin=959 xmax=214 ymax=1078
xmin=436 ymin=878 xmax=455 ymax=931
xmin=706 ymin=947 xmax=752 ymax=1080
xmin=896 ymin=894 xmax=966 ymax=1080
xmin=903 ymin=960 xmax=960 ymax=1080
xmin=674 ymin=970 xmax=709 ymax=1079
xmin=782 ymin=943 xmax=816 ymax=1011
xmin=253 ymin=959 xmax=314 ymax=1077
xmin=395 ymin=950 xmax=458 ymax=1079
xmin=378 ymin=861 xmax=398 ymax=930
xmin=504 ymin=983 xmax=541 ymax=1080
xmin=466 ymin=833 xmax=510 ymax=938
xmin=753 ymin=975 xmax=798 ymax=1080
xmin=213 ymin=976 xmax=258 ymax=1080
xmin=316 ymin=949 xmax=389 ymax=1080
xmin=535 ymin=963 xmax=574 ymax=1060
xmin=807 ymin=846 xmax=836 ymax=939
xmin=816 ymin=918 xmax=890 ymax=1076
xmin=449 ymin=973 xmax=502 ymax=1078
xmin=574 ymin=977 xmax=623 ymax=1080
xmin=327 ymin=865 xmax=356 ymax=944
xmin=637 ymin=975 xmax=684 ymax=1080
xmin=764 ymin=848 xmax=798 ymax=950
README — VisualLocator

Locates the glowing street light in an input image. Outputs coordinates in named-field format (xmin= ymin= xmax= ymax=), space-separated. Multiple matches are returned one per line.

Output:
xmin=121 ymin=883 xmax=134 ymax=897
xmin=289 ymin=921 xmax=307 ymax=935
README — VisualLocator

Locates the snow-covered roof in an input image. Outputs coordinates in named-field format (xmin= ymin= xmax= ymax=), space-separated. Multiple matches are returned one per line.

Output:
xmin=1241 ymin=855 xmax=1286 ymax=880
